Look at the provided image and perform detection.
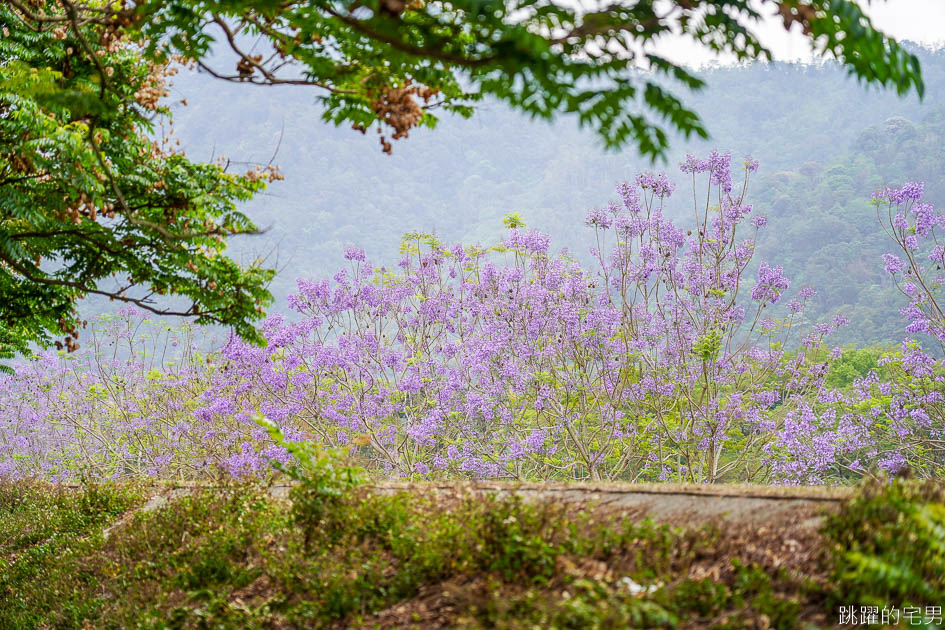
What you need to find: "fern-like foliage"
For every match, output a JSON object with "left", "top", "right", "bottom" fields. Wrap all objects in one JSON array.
[{"left": 823, "top": 478, "right": 945, "bottom": 608}]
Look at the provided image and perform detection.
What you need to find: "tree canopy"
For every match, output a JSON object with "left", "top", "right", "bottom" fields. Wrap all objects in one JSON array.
[
  {"left": 0, "top": 0, "right": 927, "bottom": 360},
  {"left": 14, "top": 0, "right": 923, "bottom": 158},
  {"left": 1, "top": 2, "right": 277, "bottom": 361}
]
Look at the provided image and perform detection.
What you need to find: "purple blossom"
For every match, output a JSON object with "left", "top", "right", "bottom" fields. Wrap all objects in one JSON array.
[
  {"left": 751, "top": 262, "right": 790, "bottom": 304},
  {"left": 617, "top": 182, "right": 641, "bottom": 213},
  {"left": 882, "top": 253, "right": 905, "bottom": 274},
  {"left": 504, "top": 228, "right": 552, "bottom": 254},
  {"left": 635, "top": 172, "right": 676, "bottom": 197},
  {"left": 584, "top": 207, "right": 613, "bottom": 229},
  {"left": 343, "top": 246, "right": 367, "bottom": 262},
  {"left": 874, "top": 181, "right": 924, "bottom": 204}
]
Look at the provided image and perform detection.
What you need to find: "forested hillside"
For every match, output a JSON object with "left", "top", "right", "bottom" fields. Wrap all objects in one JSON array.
[
  {"left": 753, "top": 109, "right": 945, "bottom": 344},
  {"left": 161, "top": 45, "right": 945, "bottom": 347}
]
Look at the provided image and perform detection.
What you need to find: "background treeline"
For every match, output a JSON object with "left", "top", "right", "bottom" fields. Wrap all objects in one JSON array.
[{"left": 157, "top": 45, "right": 945, "bottom": 347}]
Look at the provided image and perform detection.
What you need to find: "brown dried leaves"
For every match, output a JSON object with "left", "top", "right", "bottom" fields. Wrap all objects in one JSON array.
[{"left": 369, "top": 80, "right": 439, "bottom": 154}]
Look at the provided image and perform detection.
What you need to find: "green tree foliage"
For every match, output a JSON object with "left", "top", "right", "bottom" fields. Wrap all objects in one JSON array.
[
  {"left": 97, "top": 0, "right": 922, "bottom": 161},
  {"left": 1, "top": 3, "right": 276, "bottom": 361},
  {"left": 823, "top": 345, "right": 892, "bottom": 388},
  {"left": 751, "top": 107, "right": 945, "bottom": 346}
]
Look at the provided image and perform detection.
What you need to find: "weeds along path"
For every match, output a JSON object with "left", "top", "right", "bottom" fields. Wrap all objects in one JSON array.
[{"left": 98, "top": 481, "right": 851, "bottom": 538}]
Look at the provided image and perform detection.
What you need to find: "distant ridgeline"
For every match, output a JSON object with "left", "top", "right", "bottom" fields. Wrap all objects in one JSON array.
[{"left": 89, "top": 45, "right": 945, "bottom": 349}]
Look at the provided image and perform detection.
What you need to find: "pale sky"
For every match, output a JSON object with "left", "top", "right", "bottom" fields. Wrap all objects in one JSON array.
[{"left": 649, "top": 0, "right": 945, "bottom": 67}]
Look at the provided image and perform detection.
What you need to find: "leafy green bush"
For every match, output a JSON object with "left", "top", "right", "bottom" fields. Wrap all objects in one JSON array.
[
  {"left": 257, "top": 415, "right": 365, "bottom": 549},
  {"left": 0, "top": 481, "right": 145, "bottom": 628},
  {"left": 823, "top": 477, "right": 945, "bottom": 607}
]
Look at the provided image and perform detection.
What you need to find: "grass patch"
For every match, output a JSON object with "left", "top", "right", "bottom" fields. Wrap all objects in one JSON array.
[{"left": 0, "top": 480, "right": 147, "bottom": 628}]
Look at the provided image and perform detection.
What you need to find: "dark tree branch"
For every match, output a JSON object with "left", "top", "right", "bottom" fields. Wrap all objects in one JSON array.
[
  {"left": 0, "top": 247, "right": 232, "bottom": 321},
  {"left": 323, "top": 8, "right": 499, "bottom": 68},
  {"left": 204, "top": 15, "right": 357, "bottom": 93}
]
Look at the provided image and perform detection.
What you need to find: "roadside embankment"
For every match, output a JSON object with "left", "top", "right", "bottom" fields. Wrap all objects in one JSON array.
[{"left": 0, "top": 479, "right": 939, "bottom": 629}]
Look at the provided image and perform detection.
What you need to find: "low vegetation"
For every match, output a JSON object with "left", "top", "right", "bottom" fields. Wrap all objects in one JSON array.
[{"left": 1, "top": 468, "right": 941, "bottom": 629}]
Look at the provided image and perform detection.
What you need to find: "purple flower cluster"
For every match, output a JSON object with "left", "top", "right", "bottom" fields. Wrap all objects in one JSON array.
[
  {"left": 0, "top": 315, "right": 288, "bottom": 481},
  {"left": 634, "top": 172, "right": 676, "bottom": 198},
  {"left": 680, "top": 150, "right": 736, "bottom": 193},
  {"left": 877, "top": 181, "right": 945, "bottom": 347},
  {"left": 752, "top": 263, "right": 790, "bottom": 304}
]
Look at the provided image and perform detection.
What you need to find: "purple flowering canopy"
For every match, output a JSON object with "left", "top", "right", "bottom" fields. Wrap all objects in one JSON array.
[{"left": 2, "top": 153, "right": 944, "bottom": 484}]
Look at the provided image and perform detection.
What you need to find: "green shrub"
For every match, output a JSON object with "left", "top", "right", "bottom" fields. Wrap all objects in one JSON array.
[{"left": 823, "top": 477, "right": 945, "bottom": 608}]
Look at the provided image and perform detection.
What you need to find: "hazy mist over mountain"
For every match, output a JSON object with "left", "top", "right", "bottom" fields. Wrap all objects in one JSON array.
[{"left": 114, "top": 45, "right": 945, "bottom": 347}]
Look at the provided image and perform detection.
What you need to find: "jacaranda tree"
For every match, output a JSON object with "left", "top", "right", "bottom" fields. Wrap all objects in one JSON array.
[
  {"left": 2, "top": 155, "right": 942, "bottom": 483},
  {"left": 187, "top": 153, "right": 853, "bottom": 483}
]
